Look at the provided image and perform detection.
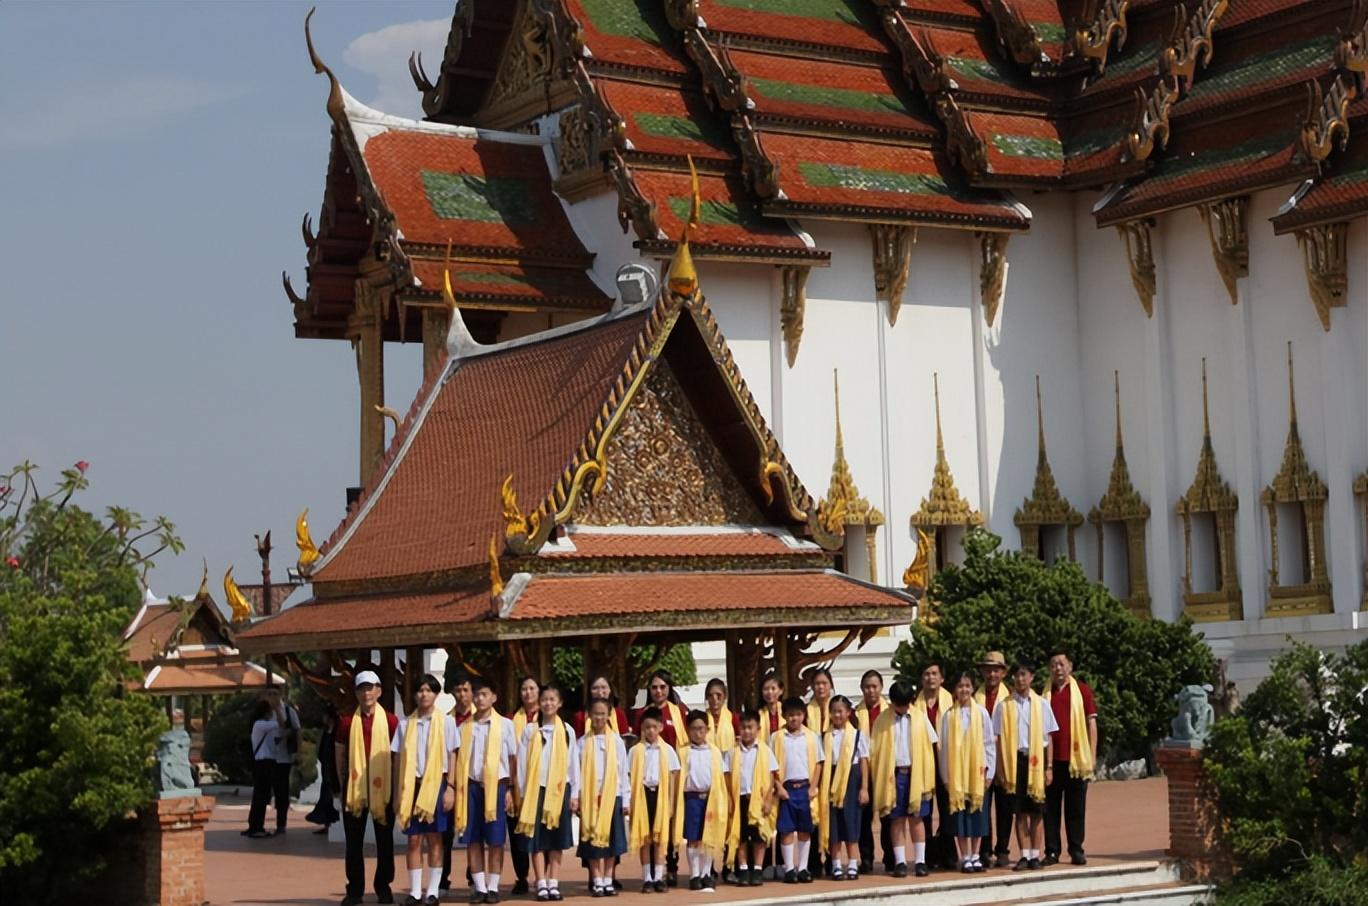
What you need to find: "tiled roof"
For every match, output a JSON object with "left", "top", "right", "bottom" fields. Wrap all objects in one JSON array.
[
  {"left": 237, "top": 588, "right": 492, "bottom": 651},
  {"left": 695, "top": 0, "right": 889, "bottom": 55},
  {"left": 237, "top": 584, "right": 302, "bottom": 616},
  {"left": 1177, "top": 31, "right": 1339, "bottom": 117},
  {"left": 566, "top": 0, "right": 691, "bottom": 77},
  {"left": 630, "top": 168, "right": 819, "bottom": 259},
  {"left": 1272, "top": 126, "right": 1368, "bottom": 233},
  {"left": 140, "top": 660, "right": 280, "bottom": 694},
  {"left": 909, "top": 24, "right": 1058, "bottom": 107},
  {"left": 539, "top": 530, "right": 819, "bottom": 559},
  {"left": 124, "top": 604, "right": 182, "bottom": 663},
  {"left": 408, "top": 259, "right": 610, "bottom": 312},
  {"left": 600, "top": 83, "right": 734, "bottom": 164}
]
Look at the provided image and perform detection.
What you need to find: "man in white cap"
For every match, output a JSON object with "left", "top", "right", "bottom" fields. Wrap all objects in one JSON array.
[{"left": 336, "top": 669, "right": 399, "bottom": 906}]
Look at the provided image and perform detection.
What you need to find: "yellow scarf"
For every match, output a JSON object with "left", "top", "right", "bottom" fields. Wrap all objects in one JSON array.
[
  {"left": 1047, "top": 677, "right": 1095, "bottom": 779},
  {"left": 1000, "top": 692, "right": 1048, "bottom": 803},
  {"left": 914, "top": 687, "right": 953, "bottom": 720},
  {"left": 824, "top": 726, "right": 858, "bottom": 805},
  {"left": 772, "top": 728, "right": 821, "bottom": 827},
  {"left": 628, "top": 741, "right": 673, "bottom": 850},
  {"left": 944, "top": 704, "right": 985, "bottom": 814},
  {"left": 515, "top": 717, "right": 570, "bottom": 836},
  {"left": 854, "top": 697, "right": 889, "bottom": 732},
  {"left": 806, "top": 700, "right": 830, "bottom": 735},
  {"left": 726, "top": 743, "right": 775, "bottom": 860},
  {"left": 397, "top": 713, "right": 447, "bottom": 826},
  {"left": 758, "top": 704, "right": 782, "bottom": 745},
  {"left": 512, "top": 706, "right": 538, "bottom": 741},
  {"left": 580, "top": 730, "right": 621, "bottom": 847},
  {"left": 455, "top": 714, "right": 505, "bottom": 832},
  {"left": 673, "top": 744, "right": 728, "bottom": 861},
  {"left": 346, "top": 706, "right": 392, "bottom": 821},
  {"left": 707, "top": 708, "right": 736, "bottom": 751},
  {"left": 656, "top": 700, "right": 686, "bottom": 751},
  {"left": 869, "top": 709, "right": 934, "bottom": 819}
]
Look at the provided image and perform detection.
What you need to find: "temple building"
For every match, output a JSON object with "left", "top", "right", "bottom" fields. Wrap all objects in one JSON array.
[{"left": 263, "top": 0, "right": 1368, "bottom": 693}]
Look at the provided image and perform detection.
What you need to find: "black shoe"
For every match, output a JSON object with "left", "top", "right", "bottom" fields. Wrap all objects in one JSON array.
[
  {"left": 376, "top": 891, "right": 395, "bottom": 905},
  {"left": 891, "top": 863, "right": 908, "bottom": 878},
  {"left": 1029, "top": 858, "right": 1042, "bottom": 870},
  {"left": 591, "top": 887, "right": 604, "bottom": 898},
  {"left": 914, "top": 863, "right": 929, "bottom": 878},
  {"left": 604, "top": 886, "right": 617, "bottom": 897},
  {"left": 470, "top": 890, "right": 485, "bottom": 904},
  {"left": 339, "top": 896, "right": 363, "bottom": 906},
  {"left": 549, "top": 890, "right": 563, "bottom": 901},
  {"left": 400, "top": 896, "right": 421, "bottom": 906},
  {"left": 724, "top": 870, "right": 740, "bottom": 886},
  {"left": 797, "top": 870, "right": 812, "bottom": 884},
  {"left": 1043, "top": 853, "right": 1060, "bottom": 866},
  {"left": 440, "top": 882, "right": 451, "bottom": 892},
  {"left": 513, "top": 880, "right": 530, "bottom": 895},
  {"left": 655, "top": 880, "right": 669, "bottom": 893},
  {"left": 486, "top": 892, "right": 501, "bottom": 904},
  {"left": 702, "top": 875, "right": 715, "bottom": 890},
  {"left": 859, "top": 861, "right": 873, "bottom": 875},
  {"left": 1013, "top": 858, "right": 1030, "bottom": 872},
  {"left": 783, "top": 870, "right": 798, "bottom": 884},
  {"left": 426, "top": 897, "right": 440, "bottom": 906},
  {"left": 751, "top": 868, "right": 763, "bottom": 886},
  {"left": 1071, "top": 852, "right": 1087, "bottom": 866},
  {"left": 688, "top": 877, "right": 701, "bottom": 891},
  {"left": 995, "top": 854, "right": 1011, "bottom": 869},
  {"left": 666, "top": 872, "right": 678, "bottom": 888}
]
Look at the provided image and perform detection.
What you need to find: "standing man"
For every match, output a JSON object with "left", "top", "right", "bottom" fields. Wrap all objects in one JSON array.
[
  {"left": 975, "top": 652, "right": 1012, "bottom": 868},
  {"left": 441, "top": 672, "right": 477, "bottom": 895},
  {"left": 267, "top": 687, "right": 301, "bottom": 835},
  {"left": 1044, "top": 650, "right": 1097, "bottom": 866},
  {"left": 337, "top": 669, "right": 399, "bottom": 906},
  {"left": 854, "top": 670, "right": 891, "bottom": 875},
  {"left": 914, "top": 662, "right": 953, "bottom": 869}
]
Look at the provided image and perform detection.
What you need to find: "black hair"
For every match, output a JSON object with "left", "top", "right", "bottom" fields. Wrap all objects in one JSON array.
[
  {"left": 952, "top": 671, "right": 976, "bottom": 691},
  {"left": 1012, "top": 659, "right": 1036, "bottom": 676},
  {"left": 417, "top": 673, "right": 442, "bottom": 695},
  {"left": 705, "top": 677, "right": 728, "bottom": 695},
  {"left": 588, "top": 696, "right": 612, "bottom": 714},
  {"left": 685, "top": 709, "right": 708, "bottom": 728},
  {"left": 539, "top": 683, "right": 563, "bottom": 700},
  {"left": 322, "top": 703, "right": 339, "bottom": 726},
  {"left": 445, "top": 670, "right": 472, "bottom": 693},
  {"left": 889, "top": 680, "right": 916, "bottom": 706},
  {"left": 808, "top": 667, "right": 834, "bottom": 688},
  {"left": 760, "top": 672, "right": 784, "bottom": 690},
  {"left": 740, "top": 709, "right": 761, "bottom": 725},
  {"left": 587, "top": 675, "right": 618, "bottom": 706},
  {"left": 860, "top": 669, "right": 884, "bottom": 685},
  {"left": 470, "top": 677, "right": 494, "bottom": 696},
  {"left": 781, "top": 696, "right": 806, "bottom": 716},
  {"left": 830, "top": 694, "right": 853, "bottom": 711},
  {"left": 920, "top": 660, "right": 944, "bottom": 676},
  {"left": 1049, "top": 648, "right": 1072, "bottom": 664},
  {"left": 252, "top": 699, "right": 273, "bottom": 721},
  {"left": 519, "top": 675, "right": 542, "bottom": 692},
  {"left": 639, "top": 706, "right": 663, "bottom": 724},
  {"left": 648, "top": 670, "right": 684, "bottom": 705}
]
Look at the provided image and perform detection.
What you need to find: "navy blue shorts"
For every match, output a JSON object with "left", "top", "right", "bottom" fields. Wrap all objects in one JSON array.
[
  {"left": 890, "top": 771, "right": 932, "bottom": 819},
  {"left": 459, "top": 780, "right": 508, "bottom": 847},
  {"left": 776, "top": 782, "right": 814, "bottom": 836},
  {"left": 403, "top": 780, "right": 452, "bottom": 835},
  {"left": 682, "top": 792, "right": 708, "bottom": 841}
]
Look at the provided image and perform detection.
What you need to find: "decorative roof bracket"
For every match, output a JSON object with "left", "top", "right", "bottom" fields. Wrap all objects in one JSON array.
[
  {"left": 1198, "top": 197, "right": 1248, "bottom": 305},
  {"left": 1127, "top": 79, "right": 1180, "bottom": 161},
  {"left": 1117, "top": 219, "right": 1156, "bottom": 317},
  {"left": 1300, "top": 77, "right": 1355, "bottom": 165},
  {"left": 1161, "top": 0, "right": 1227, "bottom": 84},
  {"left": 730, "top": 114, "right": 781, "bottom": 199},
  {"left": 779, "top": 265, "right": 808, "bottom": 368},
  {"left": 1295, "top": 222, "right": 1348, "bottom": 331},
  {"left": 982, "top": 0, "right": 1050, "bottom": 69},
  {"left": 938, "top": 95, "right": 989, "bottom": 180},
  {"left": 978, "top": 232, "right": 1010, "bottom": 326},
  {"left": 1077, "top": 0, "right": 1130, "bottom": 73},
  {"left": 1337, "top": 0, "right": 1367, "bottom": 76},
  {"left": 871, "top": 225, "right": 916, "bottom": 327}
]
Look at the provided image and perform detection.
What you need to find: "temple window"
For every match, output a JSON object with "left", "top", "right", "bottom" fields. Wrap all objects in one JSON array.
[
  {"left": 1176, "top": 360, "right": 1241, "bottom": 621},
  {"left": 1355, "top": 472, "right": 1368, "bottom": 610},
  {"left": 1088, "top": 373, "right": 1151, "bottom": 616},
  {"left": 907, "top": 374, "right": 983, "bottom": 588},
  {"left": 1015, "top": 377, "right": 1083, "bottom": 562}
]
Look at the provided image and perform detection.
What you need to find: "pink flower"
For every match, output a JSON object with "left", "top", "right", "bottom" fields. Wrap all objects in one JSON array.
[
  {"left": 5, "top": 556, "right": 18, "bottom": 569},
  {"left": 75, "top": 461, "right": 89, "bottom": 474}
]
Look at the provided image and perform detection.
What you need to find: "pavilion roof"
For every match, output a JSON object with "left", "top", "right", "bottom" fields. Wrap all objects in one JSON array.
[{"left": 138, "top": 658, "right": 283, "bottom": 695}]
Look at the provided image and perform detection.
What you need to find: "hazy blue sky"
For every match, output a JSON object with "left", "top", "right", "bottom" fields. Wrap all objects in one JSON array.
[{"left": 0, "top": 1, "right": 453, "bottom": 597}]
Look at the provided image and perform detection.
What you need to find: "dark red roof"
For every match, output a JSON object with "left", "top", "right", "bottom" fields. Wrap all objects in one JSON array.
[
  {"left": 1272, "top": 125, "right": 1368, "bottom": 233},
  {"left": 540, "top": 530, "right": 819, "bottom": 559},
  {"left": 695, "top": 0, "right": 888, "bottom": 55},
  {"left": 565, "top": 0, "right": 691, "bottom": 77},
  {"left": 237, "top": 589, "right": 492, "bottom": 651},
  {"left": 409, "top": 259, "right": 610, "bottom": 312}
]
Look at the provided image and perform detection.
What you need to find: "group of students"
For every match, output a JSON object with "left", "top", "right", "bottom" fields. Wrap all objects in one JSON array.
[{"left": 335, "top": 650, "right": 1098, "bottom": 906}]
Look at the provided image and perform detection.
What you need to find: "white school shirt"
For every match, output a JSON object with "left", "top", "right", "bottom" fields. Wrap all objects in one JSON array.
[
  {"left": 778, "top": 730, "right": 825, "bottom": 782},
  {"left": 578, "top": 732, "right": 631, "bottom": 802},
  {"left": 993, "top": 692, "right": 1060, "bottom": 753},
  {"left": 466, "top": 715, "right": 517, "bottom": 782},
  {"left": 936, "top": 704, "right": 996, "bottom": 781},
  {"left": 272, "top": 706, "right": 301, "bottom": 764},
  {"left": 828, "top": 727, "right": 870, "bottom": 765},
  {"left": 250, "top": 718, "right": 277, "bottom": 762},
  {"left": 639, "top": 740, "right": 682, "bottom": 789},
  {"left": 726, "top": 742, "right": 779, "bottom": 795},
  {"left": 516, "top": 720, "right": 579, "bottom": 796},
  {"left": 683, "top": 744, "right": 725, "bottom": 792},
  {"left": 391, "top": 713, "right": 460, "bottom": 778},
  {"left": 892, "top": 710, "right": 940, "bottom": 767}
]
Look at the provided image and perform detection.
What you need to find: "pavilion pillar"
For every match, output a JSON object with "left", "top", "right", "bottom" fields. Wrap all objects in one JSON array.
[
  {"left": 534, "top": 638, "right": 552, "bottom": 685},
  {"left": 404, "top": 647, "right": 421, "bottom": 713},
  {"left": 422, "top": 307, "right": 451, "bottom": 377},
  {"left": 379, "top": 648, "right": 397, "bottom": 714},
  {"left": 351, "top": 280, "right": 387, "bottom": 483}
]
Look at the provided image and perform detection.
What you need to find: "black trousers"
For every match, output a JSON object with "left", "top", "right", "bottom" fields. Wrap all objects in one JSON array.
[
  {"left": 921, "top": 777, "right": 954, "bottom": 867},
  {"left": 271, "top": 762, "right": 291, "bottom": 830},
  {"left": 858, "top": 802, "right": 893, "bottom": 871},
  {"left": 1044, "top": 760, "right": 1088, "bottom": 858},
  {"left": 979, "top": 783, "right": 1014, "bottom": 860},
  {"left": 508, "top": 810, "right": 529, "bottom": 883},
  {"left": 247, "top": 759, "right": 274, "bottom": 832},
  {"left": 343, "top": 803, "right": 396, "bottom": 898}
]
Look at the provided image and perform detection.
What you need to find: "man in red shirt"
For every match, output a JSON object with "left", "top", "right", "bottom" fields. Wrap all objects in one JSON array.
[
  {"left": 336, "top": 669, "right": 400, "bottom": 906},
  {"left": 1044, "top": 650, "right": 1098, "bottom": 866},
  {"left": 855, "top": 669, "right": 892, "bottom": 874},
  {"left": 976, "top": 651, "right": 1013, "bottom": 868}
]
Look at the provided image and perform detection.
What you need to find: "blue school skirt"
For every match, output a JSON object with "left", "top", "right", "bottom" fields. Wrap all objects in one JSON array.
[
  {"left": 776, "top": 782, "right": 814, "bottom": 835},
  {"left": 949, "top": 803, "right": 989, "bottom": 838},
  {"left": 890, "top": 769, "right": 932, "bottom": 819},
  {"left": 403, "top": 780, "right": 452, "bottom": 835},
  {"left": 828, "top": 767, "right": 862, "bottom": 845},
  {"left": 521, "top": 785, "right": 574, "bottom": 853},
  {"left": 682, "top": 792, "right": 708, "bottom": 842},
  {"left": 459, "top": 780, "right": 509, "bottom": 846},
  {"left": 577, "top": 796, "right": 628, "bottom": 859}
]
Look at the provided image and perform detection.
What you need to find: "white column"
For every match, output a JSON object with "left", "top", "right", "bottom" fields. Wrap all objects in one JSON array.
[
  {"left": 1319, "top": 319, "right": 1363, "bottom": 613},
  {"left": 1141, "top": 261, "right": 1181, "bottom": 622},
  {"left": 969, "top": 239, "right": 993, "bottom": 525},
  {"left": 875, "top": 298, "right": 896, "bottom": 587},
  {"left": 1226, "top": 278, "right": 1268, "bottom": 619},
  {"left": 768, "top": 267, "right": 786, "bottom": 447}
]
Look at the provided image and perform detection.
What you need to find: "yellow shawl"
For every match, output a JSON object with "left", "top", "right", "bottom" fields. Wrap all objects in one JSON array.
[
  {"left": 914, "top": 687, "right": 953, "bottom": 721},
  {"left": 514, "top": 717, "right": 570, "bottom": 836},
  {"left": 455, "top": 714, "right": 505, "bottom": 832},
  {"left": 869, "top": 709, "right": 934, "bottom": 819},
  {"left": 580, "top": 730, "right": 621, "bottom": 847},
  {"left": 657, "top": 700, "right": 686, "bottom": 751},
  {"left": 396, "top": 712, "right": 446, "bottom": 826},
  {"left": 512, "top": 706, "right": 538, "bottom": 741},
  {"left": 973, "top": 686, "right": 1003, "bottom": 714},
  {"left": 674, "top": 744, "right": 729, "bottom": 861},
  {"left": 758, "top": 704, "right": 782, "bottom": 745},
  {"left": 707, "top": 708, "right": 736, "bottom": 751},
  {"left": 1000, "top": 692, "right": 1048, "bottom": 803},
  {"left": 824, "top": 726, "right": 858, "bottom": 805},
  {"left": 726, "top": 744, "right": 775, "bottom": 860},
  {"left": 944, "top": 704, "right": 985, "bottom": 814},
  {"left": 347, "top": 706, "right": 392, "bottom": 821},
  {"left": 854, "top": 697, "right": 889, "bottom": 732},
  {"left": 628, "top": 741, "right": 674, "bottom": 850},
  {"left": 806, "top": 699, "right": 831, "bottom": 735},
  {"left": 1047, "top": 677, "right": 1095, "bottom": 779}
]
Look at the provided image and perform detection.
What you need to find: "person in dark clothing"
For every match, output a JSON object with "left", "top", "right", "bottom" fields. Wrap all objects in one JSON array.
[
  {"left": 243, "top": 699, "right": 280, "bottom": 838},
  {"left": 307, "top": 705, "right": 341, "bottom": 834}
]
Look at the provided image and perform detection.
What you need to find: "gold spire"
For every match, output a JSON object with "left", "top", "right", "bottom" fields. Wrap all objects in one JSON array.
[
  {"left": 1114, "top": 370, "right": 1123, "bottom": 450},
  {"left": 911, "top": 373, "right": 983, "bottom": 528},
  {"left": 818, "top": 369, "right": 884, "bottom": 535},
  {"left": 1179, "top": 358, "right": 1237, "bottom": 513},
  {"left": 666, "top": 155, "right": 701, "bottom": 298},
  {"left": 1014, "top": 376, "right": 1082, "bottom": 529},
  {"left": 223, "top": 567, "right": 254, "bottom": 623},
  {"left": 1263, "top": 342, "right": 1326, "bottom": 504},
  {"left": 1092, "top": 372, "right": 1149, "bottom": 521},
  {"left": 902, "top": 527, "right": 932, "bottom": 590},
  {"left": 295, "top": 509, "right": 321, "bottom": 572},
  {"left": 196, "top": 559, "right": 210, "bottom": 599}
]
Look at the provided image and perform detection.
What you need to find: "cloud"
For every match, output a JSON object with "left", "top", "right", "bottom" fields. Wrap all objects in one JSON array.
[
  {"left": 343, "top": 17, "right": 449, "bottom": 119},
  {"left": 0, "top": 74, "right": 246, "bottom": 151}
]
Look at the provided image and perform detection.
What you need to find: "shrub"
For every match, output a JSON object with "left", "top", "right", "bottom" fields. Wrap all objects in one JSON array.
[
  {"left": 1214, "top": 857, "right": 1368, "bottom": 906},
  {"left": 892, "top": 528, "right": 1213, "bottom": 764}
]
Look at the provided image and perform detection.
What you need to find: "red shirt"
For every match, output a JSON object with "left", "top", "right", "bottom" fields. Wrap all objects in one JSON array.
[
  {"left": 926, "top": 701, "right": 941, "bottom": 729},
  {"left": 982, "top": 686, "right": 1001, "bottom": 715},
  {"left": 453, "top": 706, "right": 475, "bottom": 727},
  {"left": 763, "top": 707, "right": 782, "bottom": 737},
  {"left": 338, "top": 710, "right": 399, "bottom": 756},
  {"left": 1049, "top": 679, "right": 1098, "bottom": 764}
]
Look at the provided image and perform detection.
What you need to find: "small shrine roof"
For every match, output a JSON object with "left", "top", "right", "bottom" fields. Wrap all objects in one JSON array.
[
  {"left": 123, "top": 601, "right": 184, "bottom": 663},
  {"left": 139, "top": 660, "right": 281, "bottom": 695}
]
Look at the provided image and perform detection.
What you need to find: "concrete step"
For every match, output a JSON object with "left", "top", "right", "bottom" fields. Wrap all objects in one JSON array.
[{"left": 712, "top": 860, "right": 1185, "bottom": 906}]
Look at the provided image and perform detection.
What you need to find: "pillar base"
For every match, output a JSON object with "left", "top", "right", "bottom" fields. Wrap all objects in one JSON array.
[
  {"left": 1155, "top": 745, "right": 1231, "bottom": 881},
  {"left": 143, "top": 794, "right": 215, "bottom": 906}
]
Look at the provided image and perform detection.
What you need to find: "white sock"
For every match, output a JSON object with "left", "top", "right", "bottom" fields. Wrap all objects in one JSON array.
[
  {"left": 913, "top": 842, "right": 926, "bottom": 864},
  {"left": 848, "top": 862, "right": 859, "bottom": 877},
  {"left": 549, "top": 878, "right": 560, "bottom": 889},
  {"left": 426, "top": 865, "right": 442, "bottom": 898},
  {"left": 472, "top": 871, "right": 486, "bottom": 893},
  {"left": 832, "top": 856, "right": 843, "bottom": 871},
  {"left": 796, "top": 839, "right": 811, "bottom": 870},
  {"left": 537, "top": 879, "right": 548, "bottom": 891},
  {"left": 738, "top": 861, "right": 749, "bottom": 871},
  {"left": 893, "top": 845, "right": 906, "bottom": 865},
  {"left": 654, "top": 863, "right": 665, "bottom": 883},
  {"left": 687, "top": 846, "right": 700, "bottom": 878},
  {"left": 781, "top": 843, "right": 795, "bottom": 871},
  {"left": 487, "top": 873, "right": 500, "bottom": 892},
  {"left": 409, "top": 868, "right": 423, "bottom": 897}
]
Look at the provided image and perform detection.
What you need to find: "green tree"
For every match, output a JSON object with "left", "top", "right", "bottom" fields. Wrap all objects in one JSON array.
[
  {"left": 893, "top": 528, "right": 1213, "bottom": 763},
  {"left": 0, "top": 461, "right": 181, "bottom": 901},
  {"left": 552, "top": 644, "right": 697, "bottom": 709}
]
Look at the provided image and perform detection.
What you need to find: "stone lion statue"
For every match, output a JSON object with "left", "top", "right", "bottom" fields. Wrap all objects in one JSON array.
[
  {"left": 154, "top": 727, "right": 198, "bottom": 797},
  {"left": 1169, "top": 683, "right": 1216, "bottom": 746}
]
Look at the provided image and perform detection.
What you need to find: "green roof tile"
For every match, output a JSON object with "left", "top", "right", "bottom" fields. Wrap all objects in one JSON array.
[
  {"left": 994, "top": 133, "right": 1064, "bottom": 160},
  {"left": 634, "top": 112, "right": 710, "bottom": 143},
  {"left": 1142, "top": 132, "right": 1292, "bottom": 189},
  {"left": 422, "top": 170, "right": 537, "bottom": 224},
  {"left": 713, "top": 0, "right": 874, "bottom": 29},
  {"left": 749, "top": 76, "right": 909, "bottom": 117},
  {"left": 668, "top": 196, "right": 749, "bottom": 227},
  {"left": 1029, "top": 21, "right": 1068, "bottom": 45},
  {"left": 455, "top": 270, "right": 527, "bottom": 287},
  {"left": 579, "top": 0, "right": 674, "bottom": 46},
  {"left": 946, "top": 55, "right": 1014, "bottom": 86},
  {"left": 1186, "top": 36, "right": 1335, "bottom": 102},
  {"left": 798, "top": 160, "right": 960, "bottom": 197}
]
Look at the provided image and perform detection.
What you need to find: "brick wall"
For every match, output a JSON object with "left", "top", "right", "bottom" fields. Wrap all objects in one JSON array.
[
  {"left": 142, "top": 795, "right": 216, "bottom": 906},
  {"left": 1155, "top": 745, "right": 1232, "bottom": 881}
]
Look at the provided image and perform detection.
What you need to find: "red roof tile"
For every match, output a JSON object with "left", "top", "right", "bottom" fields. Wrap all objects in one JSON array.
[
  {"left": 237, "top": 589, "right": 492, "bottom": 651},
  {"left": 541, "top": 531, "right": 818, "bottom": 559},
  {"left": 124, "top": 604, "right": 182, "bottom": 662},
  {"left": 408, "top": 259, "right": 610, "bottom": 312},
  {"left": 897, "top": 0, "right": 983, "bottom": 27},
  {"left": 630, "top": 167, "right": 817, "bottom": 258},
  {"left": 696, "top": 0, "right": 889, "bottom": 56},
  {"left": 909, "top": 24, "right": 1060, "bottom": 107},
  {"left": 141, "top": 661, "right": 279, "bottom": 694},
  {"left": 1272, "top": 128, "right": 1368, "bottom": 233},
  {"left": 597, "top": 81, "right": 735, "bottom": 164},
  {"left": 564, "top": 0, "right": 691, "bottom": 77},
  {"left": 1175, "top": 23, "right": 1339, "bottom": 118}
]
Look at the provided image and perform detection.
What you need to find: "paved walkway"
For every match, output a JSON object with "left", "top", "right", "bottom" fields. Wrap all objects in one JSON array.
[{"left": 206, "top": 777, "right": 1168, "bottom": 905}]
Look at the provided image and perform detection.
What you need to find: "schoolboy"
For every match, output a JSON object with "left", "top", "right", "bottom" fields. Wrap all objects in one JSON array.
[
  {"left": 628, "top": 707, "right": 681, "bottom": 893},
  {"left": 675, "top": 710, "right": 729, "bottom": 891},
  {"left": 993, "top": 660, "right": 1058, "bottom": 871},
  {"left": 855, "top": 669, "right": 891, "bottom": 874},
  {"left": 455, "top": 679, "right": 516, "bottom": 903},
  {"left": 773, "top": 696, "right": 824, "bottom": 884},
  {"left": 869, "top": 680, "right": 938, "bottom": 878},
  {"left": 337, "top": 670, "right": 399, "bottom": 906},
  {"left": 726, "top": 710, "right": 779, "bottom": 887},
  {"left": 441, "top": 672, "right": 477, "bottom": 893}
]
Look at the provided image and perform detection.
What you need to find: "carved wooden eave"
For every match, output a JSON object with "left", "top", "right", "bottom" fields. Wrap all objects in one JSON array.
[
  {"left": 1299, "top": 77, "right": 1356, "bottom": 166},
  {"left": 1014, "top": 377, "right": 1084, "bottom": 532},
  {"left": 1117, "top": 219, "right": 1157, "bottom": 316},
  {"left": 730, "top": 114, "right": 782, "bottom": 199},
  {"left": 1260, "top": 346, "right": 1327, "bottom": 507},
  {"left": 1198, "top": 196, "right": 1248, "bottom": 305},
  {"left": 978, "top": 232, "right": 1010, "bottom": 326},
  {"left": 468, "top": 0, "right": 581, "bottom": 132},
  {"left": 1128, "top": 0, "right": 1229, "bottom": 162},
  {"left": 1295, "top": 221, "right": 1349, "bottom": 331},
  {"left": 1176, "top": 361, "right": 1238, "bottom": 516},
  {"left": 780, "top": 266, "right": 808, "bottom": 368},
  {"left": 1090, "top": 372, "right": 1151, "bottom": 525},
  {"left": 817, "top": 371, "right": 885, "bottom": 582},
  {"left": 1127, "top": 76, "right": 1180, "bottom": 161},
  {"left": 911, "top": 374, "right": 984, "bottom": 530},
  {"left": 882, "top": 19, "right": 956, "bottom": 97},
  {"left": 940, "top": 95, "right": 990, "bottom": 181},
  {"left": 1076, "top": 0, "right": 1131, "bottom": 74},
  {"left": 982, "top": 0, "right": 1052, "bottom": 70},
  {"left": 1339, "top": 0, "right": 1368, "bottom": 76},
  {"left": 871, "top": 225, "right": 916, "bottom": 326}
]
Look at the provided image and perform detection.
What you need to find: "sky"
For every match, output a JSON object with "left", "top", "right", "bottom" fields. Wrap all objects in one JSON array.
[{"left": 0, "top": 1, "right": 453, "bottom": 598}]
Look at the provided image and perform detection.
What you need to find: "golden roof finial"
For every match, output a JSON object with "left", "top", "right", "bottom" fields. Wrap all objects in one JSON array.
[
  {"left": 667, "top": 155, "right": 701, "bottom": 298},
  {"left": 488, "top": 535, "right": 504, "bottom": 599},
  {"left": 912, "top": 373, "right": 983, "bottom": 530},
  {"left": 303, "top": 7, "right": 345, "bottom": 123},
  {"left": 933, "top": 372, "right": 945, "bottom": 455},
  {"left": 501, "top": 474, "right": 541, "bottom": 541},
  {"left": 196, "top": 558, "right": 210, "bottom": 599},
  {"left": 1201, "top": 357, "right": 1212, "bottom": 442},
  {"left": 296, "top": 509, "right": 320, "bottom": 572},
  {"left": 223, "top": 567, "right": 254, "bottom": 623},
  {"left": 1114, "top": 370, "right": 1123, "bottom": 450},
  {"left": 442, "top": 239, "right": 459, "bottom": 310},
  {"left": 818, "top": 369, "right": 883, "bottom": 534},
  {"left": 1286, "top": 341, "right": 1297, "bottom": 425},
  {"left": 1035, "top": 374, "right": 1047, "bottom": 464},
  {"left": 902, "top": 527, "right": 932, "bottom": 591}
]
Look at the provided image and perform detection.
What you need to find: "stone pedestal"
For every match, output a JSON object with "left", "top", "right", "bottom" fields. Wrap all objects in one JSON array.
[
  {"left": 142, "top": 795, "right": 215, "bottom": 906},
  {"left": 1155, "top": 745, "right": 1230, "bottom": 881}
]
